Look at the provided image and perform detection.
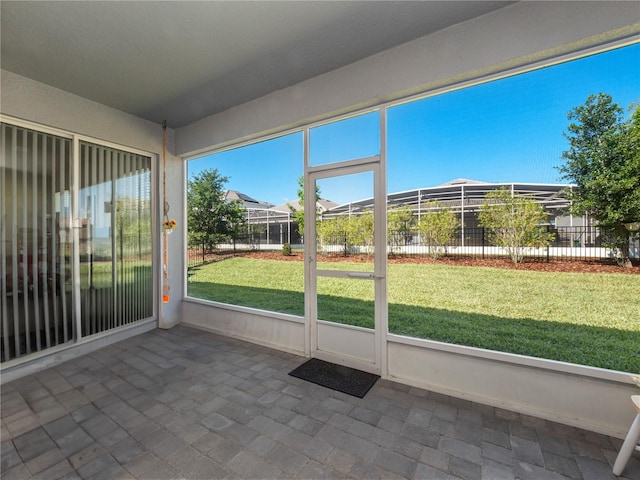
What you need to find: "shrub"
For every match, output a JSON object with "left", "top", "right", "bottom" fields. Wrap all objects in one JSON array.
[
  {"left": 478, "top": 188, "right": 555, "bottom": 263},
  {"left": 418, "top": 201, "right": 459, "bottom": 259},
  {"left": 388, "top": 206, "right": 415, "bottom": 255}
]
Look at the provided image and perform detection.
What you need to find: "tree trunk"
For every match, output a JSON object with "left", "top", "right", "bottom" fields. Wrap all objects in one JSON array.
[{"left": 614, "top": 223, "right": 632, "bottom": 267}]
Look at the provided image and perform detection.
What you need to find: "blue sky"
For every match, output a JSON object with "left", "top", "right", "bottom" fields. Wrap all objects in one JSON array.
[{"left": 188, "top": 43, "right": 639, "bottom": 206}]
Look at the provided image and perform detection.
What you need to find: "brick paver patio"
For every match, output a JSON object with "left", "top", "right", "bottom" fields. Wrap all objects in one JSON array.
[{"left": 2, "top": 325, "right": 639, "bottom": 479}]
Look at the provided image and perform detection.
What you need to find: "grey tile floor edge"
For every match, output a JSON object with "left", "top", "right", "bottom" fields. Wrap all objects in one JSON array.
[{"left": 1, "top": 325, "right": 638, "bottom": 480}]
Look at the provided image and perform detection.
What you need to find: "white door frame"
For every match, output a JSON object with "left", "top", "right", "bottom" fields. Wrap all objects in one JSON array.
[{"left": 303, "top": 112, "right": 388, "bottom": 375}]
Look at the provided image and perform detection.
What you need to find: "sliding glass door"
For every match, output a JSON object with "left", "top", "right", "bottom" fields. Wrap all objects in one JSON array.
[
  {"left": 78, "top": 142, "right": 153, "bottom": 337},
  {"left": 1, "top": 124, "right": 73, "bottom": 360},
  {"left": 1, "top": 122, "right": 154, "bottom": 363}
]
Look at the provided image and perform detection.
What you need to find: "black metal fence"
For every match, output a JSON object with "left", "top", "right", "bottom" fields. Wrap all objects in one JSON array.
[
  {"left": 187, "top": 226, "right": 639, "bottom": 267},
  {"left": 187, "top": 233, "right": 280, "bottom": 268},
  {"left": 388, "top": 226, "right": 640, "bottom": 263}
]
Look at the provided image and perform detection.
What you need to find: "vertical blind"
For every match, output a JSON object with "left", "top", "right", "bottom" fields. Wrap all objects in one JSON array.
[
  {"left": 1, "top": 124, "right": 73, "bottom": 361},
  {"left": 1, "top": 123, "right": 153, "bottom": 363},
  {"left": 79, "top": 142, "right": 153, "bottom": 337}
]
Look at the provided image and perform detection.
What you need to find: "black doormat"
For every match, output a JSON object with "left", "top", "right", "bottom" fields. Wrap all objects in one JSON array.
[{"left": 288, "top": 358, "right": 380, "bottom": 398}]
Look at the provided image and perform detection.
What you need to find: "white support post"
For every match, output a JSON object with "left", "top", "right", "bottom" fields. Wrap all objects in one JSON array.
[
  {"left": 613, "top": 413, "right": 640, "bottom": 476},
  {"left": 71, "top": 137, "right": 82, "bottom": 342},
  {"left": 461, "top": 184, "right": 465, "bottom": 248},
  {"left": 613, "top": 396, "right": 640, "bottom": 476}
]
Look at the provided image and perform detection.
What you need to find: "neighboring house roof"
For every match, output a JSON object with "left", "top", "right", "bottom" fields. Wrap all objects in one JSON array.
[
  {"left": 438, "top": 178, "right": 488, "bottom": 186},
  {"left": 224, "top": 190, "right": 273, "bottom": 210},
  {"left": 271, "top": 199, "right": 339, "bottom": 214},
  {"left": 224, "top": 191, "right": 339, "bottom": 222}
]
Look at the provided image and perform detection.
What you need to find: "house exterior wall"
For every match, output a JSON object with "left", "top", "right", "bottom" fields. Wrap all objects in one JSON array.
[{"left": 0, "top": 71, "right": 184, "bottom": 329}]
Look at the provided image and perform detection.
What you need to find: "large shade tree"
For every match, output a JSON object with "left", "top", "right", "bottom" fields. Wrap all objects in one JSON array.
[
  {"left": 559, "top": 94, "right": 640, "bottom": 266},
  {"left": 187, "top": 168, "right": 246, "bottom": 251}
]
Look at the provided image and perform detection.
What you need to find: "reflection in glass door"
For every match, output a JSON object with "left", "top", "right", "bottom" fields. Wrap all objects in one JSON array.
[{"left": 78, "top": 143, "right": 153, "bottom": 337}]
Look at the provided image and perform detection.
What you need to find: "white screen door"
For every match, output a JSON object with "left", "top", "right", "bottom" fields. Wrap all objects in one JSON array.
[{"left": 305, "top": 157, "right": 386, "bottom": 374}]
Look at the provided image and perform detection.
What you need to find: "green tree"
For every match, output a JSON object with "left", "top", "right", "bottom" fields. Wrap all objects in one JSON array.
[
  {"left": 417, "top": 201, "right": 459, "bottom": 259},
  {"left": 353, "top": 211, "right": 375, "bottom": 256},
  {"left": 559, "top": 94, "right": 640, "bottom": 266},
  {"left": 316, "top": 212, "right": 374, "bottom": 257},
  {"left": 289, "top": 176, "right": 320, "bottom": 237},
  {"left": 187, "top": 168, "right": 246, "bottom": 251},
  {"left": 317, "top": 215, "right": 352, "bottom": 256},
  {"left": 387, "top": 206, "right": 415, "bottom": 255},
  {"left": 478, "top": 188, "right": 554, "bottom": 264}
]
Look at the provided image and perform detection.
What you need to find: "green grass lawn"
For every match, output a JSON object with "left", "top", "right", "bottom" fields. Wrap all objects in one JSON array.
[{"left": 187, "top": 257, "right": 640, "bottom": 372}]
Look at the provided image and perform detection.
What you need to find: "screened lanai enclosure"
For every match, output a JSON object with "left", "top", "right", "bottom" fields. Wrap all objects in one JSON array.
[
  {"left": 0, "top": 122, "right": 154, "bottom": 363},
  {"left": 188, "top": 179, "right": 636, "bottom": 265},
  {"left": 1, "top": 0, "right": 639, "bottom": 459}
]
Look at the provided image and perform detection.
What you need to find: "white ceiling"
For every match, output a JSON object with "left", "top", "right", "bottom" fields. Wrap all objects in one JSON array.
[{"left": 1, "top": 1, "right": 514, "bottom": 128}]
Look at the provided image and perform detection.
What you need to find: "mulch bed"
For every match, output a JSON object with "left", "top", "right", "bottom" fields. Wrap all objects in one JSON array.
[{"left": 228, "top": 250, "right": 639, "bottom": 274}]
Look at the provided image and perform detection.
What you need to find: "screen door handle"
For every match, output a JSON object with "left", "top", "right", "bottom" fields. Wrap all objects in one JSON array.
[{"left": 347, "top": 272, "right": 375, "bottom": 279}]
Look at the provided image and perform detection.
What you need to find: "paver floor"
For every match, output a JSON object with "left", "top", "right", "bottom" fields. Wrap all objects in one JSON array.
[{"left": 1, "top": 325, "right": 639, "bottom": 479}]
